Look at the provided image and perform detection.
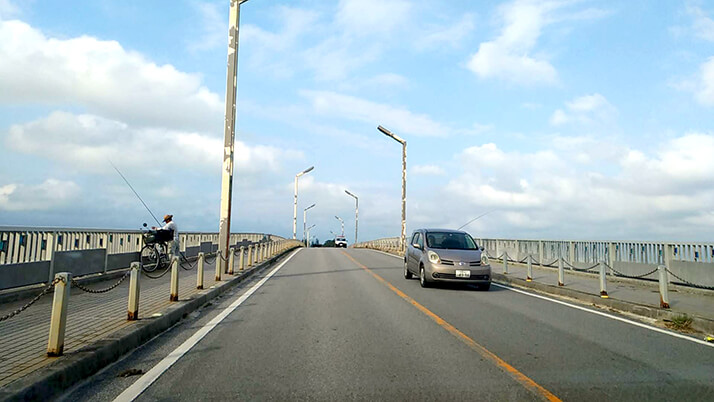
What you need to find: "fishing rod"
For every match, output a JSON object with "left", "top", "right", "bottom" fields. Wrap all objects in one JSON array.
[
  {"left": 458, "top": 210, "right": 494, "bottom": 231},
  {"left": 109, "top": 160, "right": 162, "bottom": 227}
]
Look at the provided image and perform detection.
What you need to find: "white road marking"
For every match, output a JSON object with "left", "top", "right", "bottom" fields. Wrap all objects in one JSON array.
[
  {"left": 113, "top": 249, "right": 302, "bottom": 402},
  {"left": 491, "top": 283, "right": 714, "bottom": 348},
  {"left": 362, "top": 248, "right": 714, "bottom": 348}
]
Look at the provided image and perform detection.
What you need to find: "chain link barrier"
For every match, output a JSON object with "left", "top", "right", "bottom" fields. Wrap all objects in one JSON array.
[
  {"left": 605, "top": 263, "right": 658, "bottom": 279},
  {"left": 0, "top": 277, "right": 63, "bottom": 322},
  {"left": 665, "top": 268, "right": 714, "bottom": 290},
  {"left": 442, "top": 249, "right": 714, "bottom": 289},
  {"left": 70, "top": 270, "right": 131, "bottom": 294},
  {"left": 142, "top": 263, "right": 172, "bottom": 279},
  {"left": 563, "top": 259, "right": 600, "bottom": 272},
  {"left": 179, "top": 253, "right": 197, "bottom": 271}
]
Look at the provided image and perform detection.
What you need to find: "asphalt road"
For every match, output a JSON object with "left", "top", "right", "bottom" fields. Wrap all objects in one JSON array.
[{"left": 61, "top": 248, "right": 714, "bottom": 401}]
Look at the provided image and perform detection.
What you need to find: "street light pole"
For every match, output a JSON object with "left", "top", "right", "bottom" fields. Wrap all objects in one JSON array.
[
  {"left": 303, "top": 203, "right": 315, "bottom": 245},
  {"left": 335, "top": 215, "right": 344, "bottom": 236},
  {"left": 307, "top": 224, "right": 316, "bottom": 248},
  {"left": 293, "top": 166, "right": 314, "bottom": 239},
  {"left": 218, "top": 0, "right": 250, "bottom": 274},
  {"left": 345, "top": 190, "right": 358, "bottom": 244},
  {"left": 377, "top": 125, "right": 407, "bottom": 255}
]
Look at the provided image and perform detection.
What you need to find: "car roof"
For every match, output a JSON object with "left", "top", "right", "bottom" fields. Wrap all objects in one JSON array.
[{"left": 419, "top": 228, "right": 468, "bottom": 235}]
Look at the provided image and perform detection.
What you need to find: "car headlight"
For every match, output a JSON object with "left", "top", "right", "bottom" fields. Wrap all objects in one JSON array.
[
  {"left": 427, "top": 251, "right": 440, "bottom": 263},
  {"left": 481, "top": 254, "right": 489, "bottom": 266}
]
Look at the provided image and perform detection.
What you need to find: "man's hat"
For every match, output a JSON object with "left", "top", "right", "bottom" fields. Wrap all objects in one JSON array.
[{"left": 163, "top": 214, "right": 173, "bottom": 222}]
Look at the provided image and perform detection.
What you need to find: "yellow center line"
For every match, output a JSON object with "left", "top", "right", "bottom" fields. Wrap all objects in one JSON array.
[{"left": 341, "top": 250, "right": 561, "bottom": 402}]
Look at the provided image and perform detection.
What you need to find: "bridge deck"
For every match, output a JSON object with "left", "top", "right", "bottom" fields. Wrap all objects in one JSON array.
[{"left": 0, "top": 258, "right": 230, "bottom": 387}]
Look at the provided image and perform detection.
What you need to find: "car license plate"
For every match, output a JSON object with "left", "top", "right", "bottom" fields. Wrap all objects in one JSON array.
[{"left": 455, "top": 270, "right": 470, "bottom": 278}]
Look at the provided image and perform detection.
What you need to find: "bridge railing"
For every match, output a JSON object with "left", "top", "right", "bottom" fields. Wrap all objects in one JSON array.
[
  {"left": 477, "top": 238, "right": 714, "bottom": 290},
  {"left": 0, "top": 226, "right": 284, "bottom": 291},
  {"left": 353, "top": 237, "right": 402, "bottom": 256}
]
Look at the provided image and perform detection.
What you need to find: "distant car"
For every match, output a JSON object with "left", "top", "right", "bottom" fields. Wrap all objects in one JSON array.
[
  {"left": 335, "top": 236, "right": 348, "bottom": 248},
  {"left": 404, "top": 229, "right": 491, "bottom": 290}
]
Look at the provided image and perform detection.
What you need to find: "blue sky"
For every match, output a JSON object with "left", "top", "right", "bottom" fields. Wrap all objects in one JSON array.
[{"left": 2, "top": 0, "right": 714, "bottom": 243}]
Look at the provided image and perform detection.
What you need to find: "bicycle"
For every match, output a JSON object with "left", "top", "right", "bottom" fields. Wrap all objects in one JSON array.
[{"left": 140, "top": 223, "right": 172, "bottom": 272}]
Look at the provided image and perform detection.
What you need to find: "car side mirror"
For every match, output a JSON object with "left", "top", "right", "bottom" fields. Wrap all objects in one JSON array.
[
  {"left": 412, "top": 243, "right": 421, "bottom": 250},
  {"left": 479, "top": 246, "right": 484, "bottom": 251}
]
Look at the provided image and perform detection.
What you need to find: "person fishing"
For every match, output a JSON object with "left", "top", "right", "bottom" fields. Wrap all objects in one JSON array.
[{"left": 153, "top": 214, "right": 179, "bottom": 257}]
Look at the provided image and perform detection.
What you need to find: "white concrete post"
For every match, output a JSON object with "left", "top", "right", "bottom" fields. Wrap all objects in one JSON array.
[
  {"left": 228, "top": 247, "right": 235, "bottom": 275},
  {"left": 658, "top": 264, "right": 670, "bottom": 308},
  {"left": 239, "top": 246, "right": 245, "bottom": 270},
  {"left": 170, "top": 256, "right": 179, "bottom": 301},
  {"left": 197, "top": 252, "right": 204, "bottom": 289},
  {"left": 127, "top": 263, "right": 140, "bottom": 320},
  {"left": 47, "top": 272, "right": 71, "bottom": 356},
  {"left": 215, "top": 250, "right": 222, "bottom": 282},
  {"left": 502, "top": 252, "right": 508, "bottom": 274},
  {"left": 599, "top": 261, "right": 608, "bottom": 298},
  {"left": 558, "top": 257, "right": 565, "bottom": 286},
  {"left": 248, "top": 245, "right": 254, "bottom": 266},
  {"left": 526, "top": 254, "right": 533, "bottom": 282}
]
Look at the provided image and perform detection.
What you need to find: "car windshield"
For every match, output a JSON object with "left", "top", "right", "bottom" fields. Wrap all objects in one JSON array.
[{"left": 425, "top": 232, "right": 478, "bottom": 250}]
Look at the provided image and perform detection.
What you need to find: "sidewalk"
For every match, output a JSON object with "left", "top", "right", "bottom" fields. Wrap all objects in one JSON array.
[
  {"left": 0, "top": 255, "right": 255, "bottom": 391},
  {"left": 493, "top": 259, "right": 714, "bottom": 334}
]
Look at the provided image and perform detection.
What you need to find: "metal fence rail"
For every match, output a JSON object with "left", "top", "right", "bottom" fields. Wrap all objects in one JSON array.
[
  {"left": 354, "top": 236, "right": 714, "bottom": 290},
  {"left": 476, "top": 238, "right": 714, "bottom": 289},
  {"left": 0, "top": 226, "right": 285, "bottom": 291}
]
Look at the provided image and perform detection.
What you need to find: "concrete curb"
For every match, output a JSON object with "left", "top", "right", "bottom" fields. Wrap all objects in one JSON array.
[
  {"left": 492, "top": 273, "right": 714, "bottom": 334},
  {"left": 0, "top": 247, "right": 300, "bottom": 402}
]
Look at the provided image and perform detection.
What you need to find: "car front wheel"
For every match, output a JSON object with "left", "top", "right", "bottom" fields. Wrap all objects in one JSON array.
[
  {"left": 404, "top": 259, "right": 412, "bottom": 279},
  {"left": 419, "top": 265, "right": 430, "bottom": 288}
]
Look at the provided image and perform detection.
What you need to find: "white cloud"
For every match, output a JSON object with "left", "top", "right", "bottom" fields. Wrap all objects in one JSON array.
[
  {"left": 412, "top": 165, "right": 446, "bottom": 176},
  {"left": 435, "top": 132, "right": 714, "bottom": 239},
  {"left": 0, "top": 0, "right": 19, "bottom": 19},
  {"left": 466, "top": 0, "right": 558, "bottom": 85},
  {"left": 0, "top": 179, "right": 80, "bottom": 211},
  {"left": 687, "top": 4, "right": 714, "bottom": 42},
  {"left": 186, "top": 1, "right": 225, "bottom": 53},
  {"left": 457, "top": 122, "right": 494, "bottom": 136},
  {"left": 466, "top": 0, "right": 608, "bottom": 86},
  {"left": 692, "top": 56, "right": 714, "bottom": 106},
  {"left": 549, "top": 93, "right": 617, "bottom": 126},
  {"left": 418, "top": 13, "right": 475, "bottom": 50},
  {"left": 335, "top": 0, "right": 412, "bottom": 37},
  {"left": 5, "top": 111, "right": 303, "bottom": 175},
  {"left": 0, "top": 19, "right": 222, "bottom": 132},
  {"left": 300, "top": 90, "right": 449, "bottom": 137}
]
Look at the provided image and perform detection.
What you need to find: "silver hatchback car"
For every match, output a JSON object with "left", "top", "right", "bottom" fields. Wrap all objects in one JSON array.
[{"left": 404, "top": 229, "right": 491, "bottom": 290}]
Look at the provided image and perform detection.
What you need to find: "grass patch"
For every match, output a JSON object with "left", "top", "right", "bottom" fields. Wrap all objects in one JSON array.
[{"left": 665, "top": 314, "right": 693, "bottom": 332}]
